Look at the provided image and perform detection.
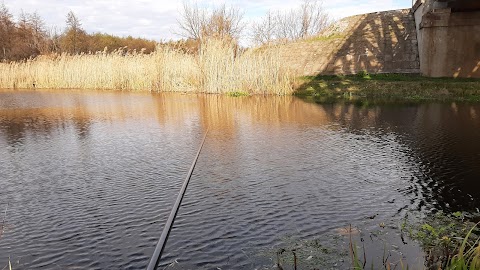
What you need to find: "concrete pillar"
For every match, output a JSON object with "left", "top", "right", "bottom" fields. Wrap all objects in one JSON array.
[{"left": 414, "top": 0, "right": 480, "bottom": 78}]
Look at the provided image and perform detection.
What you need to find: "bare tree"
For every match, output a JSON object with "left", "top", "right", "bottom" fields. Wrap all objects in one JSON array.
[
  {"left": 13, "top": 10, "right": 36, "bottom": 59},
  {"left": 252, "top": 11, "right": 276, "bottom": 46},
  {"left": 0, "top": 3, "right": 14, "bottom": 60},
  {"left": 65, "top": 11, "right": 81, "bottom": 53},
  {"left": 251, "top": 0, "right": 330, "bottom": 46},
  {"left": 177, "top": 1, "right": 245, "bottom": 43},
  {"left": 177, "top": 1, "right": 205, "bottom": 41},
  {"left": 201, "top": 4, "right": 244, "bottom": 41},
  {"left": 28, "top": 12, "right": 48, "bottom": 52},
  {"left": 66, "top": 11, "right": 81, "bottom": 31},
  {"left": 16, "top": 11, "right": 47, "bottom": 54},
  {"left": 62, "top": 11, "right": 86, "bottom": 53},
  {"left": 48, "top": 26, "right": 61, "bottom": 53},
  {"left": 299, "top": 0, "right": 330, "bottom": 38},
  {"left": 275, "top": 10, "right": 298, "bottom": 41}
]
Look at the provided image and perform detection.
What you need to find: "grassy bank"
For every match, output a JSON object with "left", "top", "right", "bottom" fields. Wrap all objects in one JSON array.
[
  {"left": 268, "top": 212, "right": 480, "bottom": 270},
  {"left": 0, "top": 40, "right": 294, "bottom": 95},
  {"left": 403, "top": 212, "right": 480, "bottom": 270},
  {"left": 3, "top": 46, "right": 480, "bottom": 99},
  {"left": 295, "top": 73, "right": 480, "bottom": 102}
]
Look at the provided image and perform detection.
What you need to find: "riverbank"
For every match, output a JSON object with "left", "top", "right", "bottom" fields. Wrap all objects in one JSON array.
[
  {"left": 3, "top": 50, "right": 480, "bottom": 101},
  {"left": 294, "top": 73, "right": 480, "bottom": 102}
]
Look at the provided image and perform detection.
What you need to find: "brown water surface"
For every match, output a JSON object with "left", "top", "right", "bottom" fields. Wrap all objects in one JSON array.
[{"left": 1, "top": 90, "right": 480, "bottom": 269}]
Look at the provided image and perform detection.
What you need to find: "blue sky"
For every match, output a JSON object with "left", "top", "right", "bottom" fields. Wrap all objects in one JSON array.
[{"left": 3, "top": 0, "right": 412, "bottom": 42}]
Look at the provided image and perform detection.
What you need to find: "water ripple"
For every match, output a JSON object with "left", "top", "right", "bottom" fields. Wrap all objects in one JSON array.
[{"left": 0, "top": 92, "right": 479, "bottom": 269}]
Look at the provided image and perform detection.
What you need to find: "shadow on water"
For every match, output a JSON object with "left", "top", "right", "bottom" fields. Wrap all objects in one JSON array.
[
  {"left": 313, "top": 101, "right": 480, "bottom": 213},
  {"left": 286, "top": 6, "right": 480, "bottom": 214}
]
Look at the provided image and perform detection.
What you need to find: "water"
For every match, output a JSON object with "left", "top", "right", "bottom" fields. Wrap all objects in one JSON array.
[{"left": 0, "top": 90, "right": 479, "bottom": 269}]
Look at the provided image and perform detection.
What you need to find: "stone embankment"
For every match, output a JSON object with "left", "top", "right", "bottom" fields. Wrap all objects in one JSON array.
[{"left": 276, "top": 9, "right": 420, "bottom": 76}]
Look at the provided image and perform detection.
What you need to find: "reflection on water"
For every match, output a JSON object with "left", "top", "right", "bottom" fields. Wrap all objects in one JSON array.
[
  {"left": 0, "top": 90, "right": 479, "bottom": 269},
  {"left": 316, "top": 102, "right": 480, "bottom": 212}
]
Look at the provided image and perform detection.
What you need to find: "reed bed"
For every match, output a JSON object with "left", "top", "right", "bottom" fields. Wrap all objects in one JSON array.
[{"left": 0, "top": 40, "right": 294, "bottom": 95}]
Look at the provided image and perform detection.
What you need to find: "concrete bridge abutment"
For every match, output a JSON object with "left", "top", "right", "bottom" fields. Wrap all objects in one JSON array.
[{"left": 414, "top": 0, "right": 480, "bottom": 78}]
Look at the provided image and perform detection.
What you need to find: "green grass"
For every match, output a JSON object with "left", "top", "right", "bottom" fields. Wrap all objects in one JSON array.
[
  {"left": 305, "top": 34, "right": 346, "bottom": 43},
  {"left": 411, "top": 212, "right": 480, "bottom": 270},
  {"left": 448, "top": 222, "right": 480, "bottom": 270},
  {"left": 295, "top": 73, "right": 480, "bottom": 103},
  {"left": 351, "top": 211, "right": 480, "bottom": 270},
  {"left": 226, "top": 91, "right": 250, "bottom": 97}
]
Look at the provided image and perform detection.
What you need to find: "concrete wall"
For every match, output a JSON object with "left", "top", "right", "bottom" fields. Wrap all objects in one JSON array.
[
  {"left": 274, "top": 4, "right": 480, "bottom": 78},
  {"left": 276, "top": 9, "right": 420, "bottom": 76},
  {"left": 413, "top": 3, "right": 425, "bottom": 66},
  {"left": 415, "top": 2, "right": 480, "bottom": 78}
]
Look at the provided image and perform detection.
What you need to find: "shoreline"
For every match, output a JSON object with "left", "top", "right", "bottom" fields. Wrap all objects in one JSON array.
[
  {"left": 294, "top": 74, "right": 480, "bottom": 103},
  {"left": 2, "top": 73, "right": 480, "bottom": 103}
]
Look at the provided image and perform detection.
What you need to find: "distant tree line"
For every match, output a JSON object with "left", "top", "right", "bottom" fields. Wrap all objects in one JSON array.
[
  {"left": 176, "top": 0, "right": 330, "bottom": 48},
  {"left": 0, "top": 4, "right": 156, "bottom": 61},
  {"left": 251, "top": 0, "right": 330, "bottom": 45},
  {"left": 0, "top": 0, "right": 330, "bottom": 61}
]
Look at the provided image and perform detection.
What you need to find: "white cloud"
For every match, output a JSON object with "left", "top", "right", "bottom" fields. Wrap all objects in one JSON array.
[
  {"left": 2, "top": 0, "right": 412, "bottom": 41},
  {"left": 325, "top": 0, "right": 410, "bottom": 19}
]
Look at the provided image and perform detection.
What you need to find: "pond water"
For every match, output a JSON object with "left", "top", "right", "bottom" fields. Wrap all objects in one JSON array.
[{"left": 0, "top": 90, "right": 480, "bottom": 269}]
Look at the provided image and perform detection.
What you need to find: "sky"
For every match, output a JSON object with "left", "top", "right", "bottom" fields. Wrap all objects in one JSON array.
[{"left": 3, "top": 0, "right": 412, "bottom": 43}]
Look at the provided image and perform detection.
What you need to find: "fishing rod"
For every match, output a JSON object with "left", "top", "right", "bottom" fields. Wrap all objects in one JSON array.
[{"left": 147, "top": 129, "right": 209, "bottom": 270}]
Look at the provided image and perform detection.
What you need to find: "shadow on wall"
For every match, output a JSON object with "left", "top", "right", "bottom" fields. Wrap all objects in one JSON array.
[
  {"left": 277, "top": 9, "right": 420, "bottom": 77},
  {"left": 322, "top": 9, "right": 420, "bottom": 75},
  {"left": 287, "top": 9, "right": 422, "bottom": 95}
]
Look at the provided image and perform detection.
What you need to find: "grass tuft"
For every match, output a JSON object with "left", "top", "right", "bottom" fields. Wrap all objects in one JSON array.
[
  {"left": 226, "top": 91, "right": 250, "bottom": 97},
  {"left": 448, "top": 222, "right": 480, "bottom": 269}
]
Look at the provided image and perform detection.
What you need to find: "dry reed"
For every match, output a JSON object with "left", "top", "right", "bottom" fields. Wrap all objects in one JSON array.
[{"left": 0, "top": 40, "right": 294, "bottom": 95}]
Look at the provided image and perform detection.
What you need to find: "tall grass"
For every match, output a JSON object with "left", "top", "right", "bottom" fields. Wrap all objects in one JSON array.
[
  {"left": 447, "top": 222, "right": 480, "bottom": 270},
  {"left": 0, "top": 39, "right": 294, "bottom": 95}
]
